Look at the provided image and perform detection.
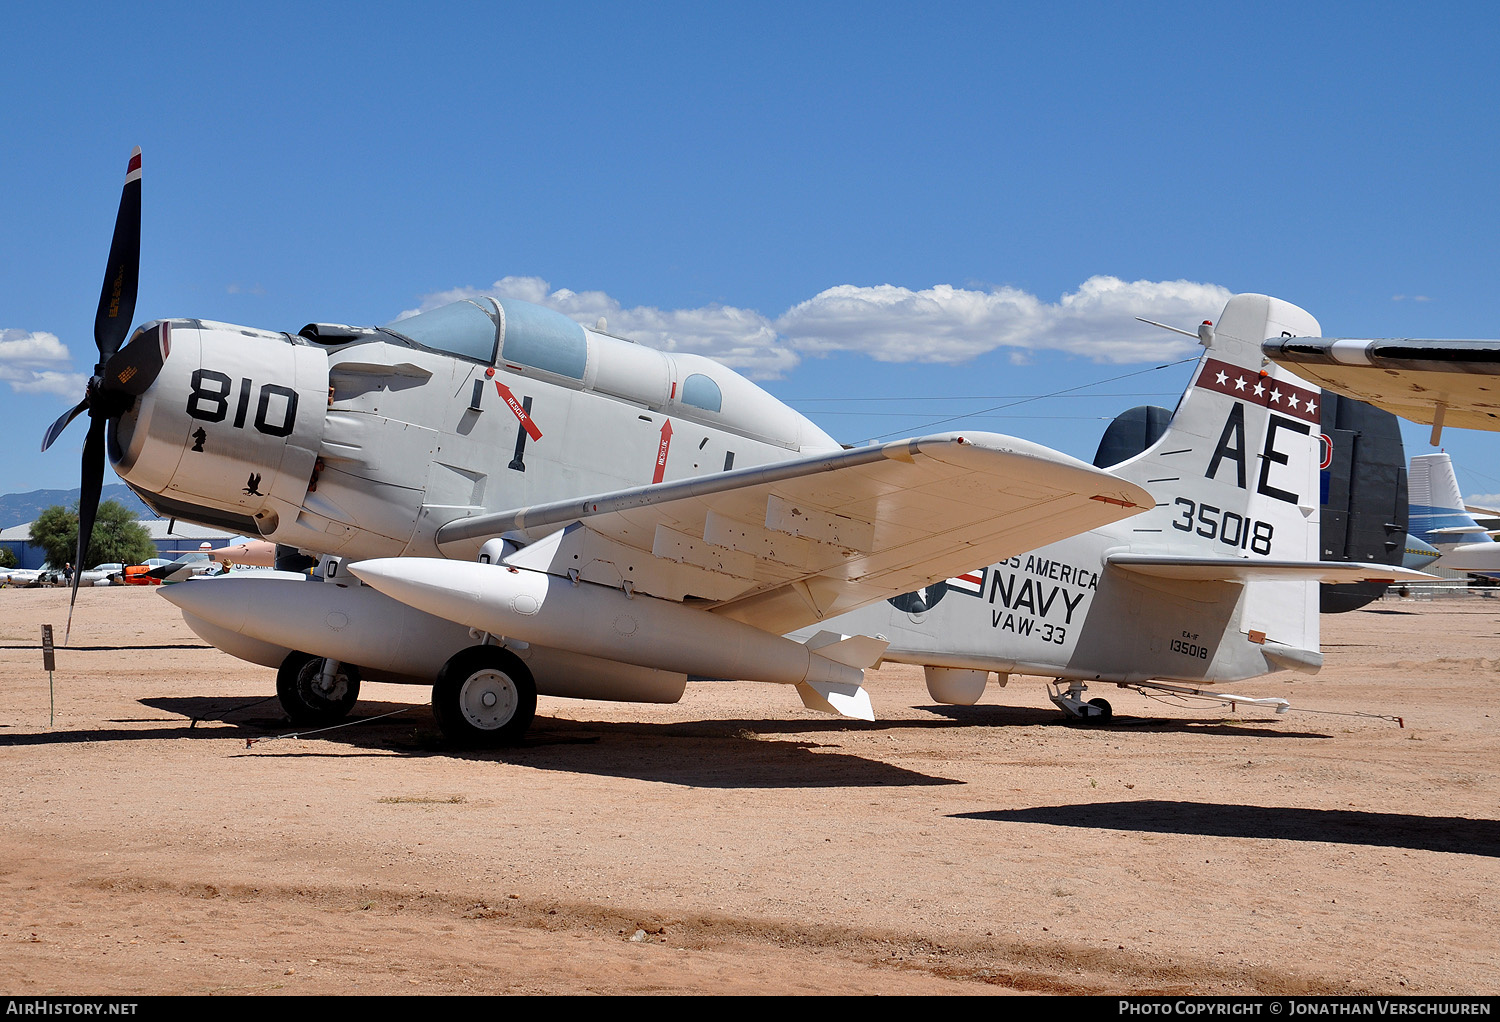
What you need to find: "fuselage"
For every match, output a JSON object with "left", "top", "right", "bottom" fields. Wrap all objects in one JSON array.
[{"left": 108, "top": 297, "right": 842, "bottom": 559}]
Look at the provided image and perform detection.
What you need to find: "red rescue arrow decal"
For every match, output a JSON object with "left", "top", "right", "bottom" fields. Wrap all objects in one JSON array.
[
  {"left": 495, "top": 382, "right": 542, "bottom": 441},
  {"left": 652, "top": 419, "right": 673, "bottom": 484}
]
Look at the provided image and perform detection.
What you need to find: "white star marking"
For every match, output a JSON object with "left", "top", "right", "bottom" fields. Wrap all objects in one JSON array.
[
  {"left": 1270, "top": 388, "right": 1283, "bottom": 403},
  {"left": 1306, "top": 398, "right": 1318, "bottom": 415},
  {"left": 1287, "top": 393, "right": 1300, "bottom": 409},
  {"left": 1253, "top": 381, "right": 1265, "bottom": 396},
  {"left": 1235, "top": 376, "right": 1247, "bottom": 390},
  {"left": 1216, "top": 370, "right": 1228, "bottom": 386}
]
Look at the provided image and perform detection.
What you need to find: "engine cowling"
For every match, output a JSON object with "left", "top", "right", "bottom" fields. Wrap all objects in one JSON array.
[{"left": 111, "top": 320, "right": 329, "bottom": 535}]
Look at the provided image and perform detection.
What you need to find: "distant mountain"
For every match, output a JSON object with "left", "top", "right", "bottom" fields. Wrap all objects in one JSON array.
[{"left": 0, "top": 485, "right": 155, "bottom": 530}]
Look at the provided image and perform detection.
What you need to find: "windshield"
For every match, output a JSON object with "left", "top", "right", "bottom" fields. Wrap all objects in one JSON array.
[{"left": 385, "top": 300, "right": 499, "bottom": 362}]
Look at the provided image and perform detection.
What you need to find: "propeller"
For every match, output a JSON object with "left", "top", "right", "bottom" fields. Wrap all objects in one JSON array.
[{"left": 41, "top": 147, "right": 162, "bottom": 643}]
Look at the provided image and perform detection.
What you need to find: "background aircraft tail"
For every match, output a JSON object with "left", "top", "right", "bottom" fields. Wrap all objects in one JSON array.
[
  {"left": 1408, "top": 452, "right": 1489, "bottom": 548},
  {"left": 1407, "top": 453, "right": 1500, "bottom": 576},
  {"left": 1312, "top": 393, "right": 1408, "bottom": 611}
]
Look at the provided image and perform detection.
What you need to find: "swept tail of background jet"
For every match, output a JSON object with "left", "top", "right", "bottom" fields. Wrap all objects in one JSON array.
[{"left": 1408, "top": 452, "right": 1500, "bottom": 576}]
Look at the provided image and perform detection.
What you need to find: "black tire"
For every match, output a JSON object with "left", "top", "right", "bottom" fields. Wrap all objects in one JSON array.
[
  {"left": 1086, "top": 697, "right": 1113, "bottom": 719},
  {"left": 432, "top": 646, "right": 536, "bottom": 747},
  {"left": 276, "top": 651, "right": 361, "bottom": 726}
]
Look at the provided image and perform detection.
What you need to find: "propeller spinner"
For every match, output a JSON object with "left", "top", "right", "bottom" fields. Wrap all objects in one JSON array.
[{"left": 41, "top": 147, "right": 167, "bottom": 641}]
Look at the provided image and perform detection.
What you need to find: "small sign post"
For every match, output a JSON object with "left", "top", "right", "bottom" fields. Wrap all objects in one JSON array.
[{"left": 41, "top": 624, "right": 55, "bottom": 727}]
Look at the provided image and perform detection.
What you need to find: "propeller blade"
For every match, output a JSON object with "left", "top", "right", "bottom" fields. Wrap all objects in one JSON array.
[
  {"left": 93, "top": 147, "right": 142, "bottom": 363},
  {"left": 101, "top": 321, "right": 168, "bottom": 397},
  {"left": 40, "top": 399, "right": 89, "bottom": 453},
  {"left": 64, "top": 414, "right": 108, "bottom": 645}
]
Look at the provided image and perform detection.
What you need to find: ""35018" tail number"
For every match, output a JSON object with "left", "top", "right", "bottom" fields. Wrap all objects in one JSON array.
[{"left": 1171, "top": 497, "right": 1273, "bottom": 555}]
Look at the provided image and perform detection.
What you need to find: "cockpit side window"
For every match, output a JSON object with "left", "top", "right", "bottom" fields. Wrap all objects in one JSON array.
[
  {"left": 680, "top": 373, "right": 722, "bottom": 412},
  {"left": 383, "top": 300, "right": 498, "bottom": 363},
  {"left": 498, "top": 298, "right": 588, "bottom": 380}
]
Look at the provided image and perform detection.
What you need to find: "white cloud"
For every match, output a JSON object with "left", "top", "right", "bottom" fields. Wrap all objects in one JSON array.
[
  {"left": 398, "top": 274, "right": 1234, "bottom": 378},
  {"left": 778, "top": 276, "right": 1233, "bottom": 365},
  {"left": 0, "top": 329, "right": 87, "bottom": 396}
]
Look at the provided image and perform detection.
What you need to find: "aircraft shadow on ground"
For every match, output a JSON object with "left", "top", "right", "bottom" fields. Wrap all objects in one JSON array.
[
  {"left": 919, "top": 703, "right": 1330, "bottom": 739},
  {"left": 0, "top": 695, "right": 964, "bottom": 789},
  {"left": 0, "top": 643, "right": 214, "bottom": 652},
  {"left": 959, "top": 800, "right": 1500, "bottom": 857},
  {"left": 0, "top": 694, "right": 1330, "bottom": 786}
]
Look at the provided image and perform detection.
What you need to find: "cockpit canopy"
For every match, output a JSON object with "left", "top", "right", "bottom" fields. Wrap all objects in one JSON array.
[{"left": 382, "top": 298, "right": 835, "bottom": 451}]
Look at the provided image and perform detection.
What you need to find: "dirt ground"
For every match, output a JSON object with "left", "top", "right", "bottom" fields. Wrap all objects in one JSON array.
[{"left": 1, "top": 585, "right": 1497, "bottom": 996}]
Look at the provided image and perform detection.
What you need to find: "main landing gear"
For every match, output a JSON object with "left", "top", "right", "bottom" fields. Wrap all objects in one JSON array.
[
  {"left": 276, "top": 652, "right": 361, "bottom": 725},
  {"left": 431, "top": 645, "right": 537, "bottom": 747},
  {"left": 273, "top": 645, "right": 538, "bottom": 746},
  {"left": 1047, "top": 679, "right": 1113, "bottom": 721}
]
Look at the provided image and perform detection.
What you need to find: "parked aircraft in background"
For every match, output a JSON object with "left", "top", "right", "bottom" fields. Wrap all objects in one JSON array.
[
  {"left": 1403, "top": 533, "right": 1442, "bottom": 571},
  {"left": 1407, "top": 452, "right": 1500, "bottom": 577},
  {"left": 79, "top": 562, "right": 126, "bottom": 585},
  {"left": 145, "top": 552, "right": 221, "bottom": 584},
  {"left": 42, "top": 149, "right": 1426, "bottom": 743},
  {"left": 162, "top": 539, "right": 277, "bottom": 568},
  {"left": 206, "top": 539, "right": 276, "bottom": 567}
]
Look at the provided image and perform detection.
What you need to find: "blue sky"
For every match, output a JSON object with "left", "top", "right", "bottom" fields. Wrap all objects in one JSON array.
[{"left": 6, "top": 2, "right": 1500, "bottom": 502}]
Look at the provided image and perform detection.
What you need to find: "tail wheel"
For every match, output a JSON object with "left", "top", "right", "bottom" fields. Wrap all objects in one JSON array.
[
  {"left": 276, "top": 651, "right": 361, "bottom": 725},
  {"left": 432, "top": 646, "right": 536, "bottom": 747},
  {"left": 1086, "top": 697, "right": 1113, "bottom": 719}
]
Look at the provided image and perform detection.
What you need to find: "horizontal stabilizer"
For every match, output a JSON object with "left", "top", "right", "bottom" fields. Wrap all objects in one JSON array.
[
  {"left": 1426, "top": 525, "right": 1493, "bottom": 536},
  {"left": 795, "top": 680, "right": 875, "bottom": 721},
  {"left": 1261, "top": 643, "right": 1323, "bottom": 674},
  {"left": 1106, "top": 553, "right": 1436, "bottom": 584}
]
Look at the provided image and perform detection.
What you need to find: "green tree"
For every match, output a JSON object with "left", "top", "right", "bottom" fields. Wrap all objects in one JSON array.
[
  {"left": 28, "top": 500, "right": 156, "bottom": 568},
  {"left": 0, "top": 546, "right": 15, "bottom": 569}
]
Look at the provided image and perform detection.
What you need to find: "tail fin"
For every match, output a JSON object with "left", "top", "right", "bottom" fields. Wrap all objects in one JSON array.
[
  {"left": 1107, "top": 294, "right": 1324, "bottom": 655},
  {"left": 1097, "top": 389, "right": 1408, "bottom": 614},
  {"left": 1408, "top": 453, "right": 1491, "bottom": 548},
  {"left": 1407, "top": 453, "right": 1500, "bottom": 575},
  {"left": 1319, "top": 393, "right": 1409, "bottom": 612}
]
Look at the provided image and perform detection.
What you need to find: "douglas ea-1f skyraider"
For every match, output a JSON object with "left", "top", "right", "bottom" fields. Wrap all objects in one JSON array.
[{"left": 44, "top": 149, "right": 1427, "bottom": 744}]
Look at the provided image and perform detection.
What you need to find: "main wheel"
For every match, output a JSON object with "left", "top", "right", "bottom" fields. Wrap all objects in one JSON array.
[
  {"left": 432, "top": 646, "right": 536, "bottom": 747},
  {"left": 276, "top": 652, "right": 361, "bottom": 726}
]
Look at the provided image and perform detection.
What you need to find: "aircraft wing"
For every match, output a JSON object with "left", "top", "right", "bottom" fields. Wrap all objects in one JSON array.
[
  {"left": 435, "top": 432, "right": 1151, "bottom": 634},
  {"left": 1263, "top": 337, "right": 1500, "bottom": 433}
]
